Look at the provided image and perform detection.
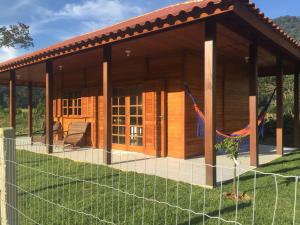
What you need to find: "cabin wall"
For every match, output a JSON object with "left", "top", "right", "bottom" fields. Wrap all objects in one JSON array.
[
  {"left": 53, "top": 49, "right": 249, "bottom": 159},
  {"left": 184, "top": 53, "right": 249, "bottom": 158},
  {"left": 53, "top": 52, "right": 186, "bottom": 157},
  {"left": 53, "top": 66, "right": 101, "bottom": 148}
]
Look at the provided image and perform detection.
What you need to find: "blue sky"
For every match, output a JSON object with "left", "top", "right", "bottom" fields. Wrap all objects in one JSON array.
[{"left": 0, "top": 0, "right": 299, "bottom": 62}]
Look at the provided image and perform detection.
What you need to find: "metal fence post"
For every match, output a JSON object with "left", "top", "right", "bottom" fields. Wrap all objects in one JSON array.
[{"left": 0, "top": 128, "right": 17, "bottom": 225}]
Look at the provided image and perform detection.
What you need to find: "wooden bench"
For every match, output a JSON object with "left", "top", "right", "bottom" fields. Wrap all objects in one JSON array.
[
  {"left": 32, "top": 121, "right": 62, "bottom": 143},
  {"left": 58, "top": 122, "right": 90, "bottom": 148}
]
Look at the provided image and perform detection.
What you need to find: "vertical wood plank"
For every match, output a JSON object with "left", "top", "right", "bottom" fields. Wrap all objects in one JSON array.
[
  {"left": 161, "top": 80, "right": 167, "bottom": 157},
  {"left": 45, "top": 60, "right": 54, "bottom": 153},
  {"left": 28, "top": 82, "right": 33, "bottom": 137},
  {"left": 249, "top": 40, "right": 259, "bottom": 167},
  {"left": 103, "top": 45, "right": 112, "bottom": 165},
  {"left": 9, "top": 70, "right": 16, "bottom": 129},
  {"left": 204, "top": 20, "right": 217, "bottom": 187},
  {"left": 276, "top": 55, "right": 284, "bottom": 155},
  {"left": 294, "top": 66, "right": 299, "bottom": 148}
]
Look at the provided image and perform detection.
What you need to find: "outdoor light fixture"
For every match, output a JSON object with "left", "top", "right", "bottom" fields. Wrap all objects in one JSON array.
[
  {"left": 58, "top": 65, "right": 63, "bottom": 71},
  {"left": 244, "top": 56, "right": 250, "bottom": 63},
  {"left": 125, "top": 50, "right": 131, "bottom": 57}
]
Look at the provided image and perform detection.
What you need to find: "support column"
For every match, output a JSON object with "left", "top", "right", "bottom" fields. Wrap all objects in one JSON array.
[
  {"left": 103, "top": 45, "right": 112, "bottom": 165},
  {"left": 28, "top": 82, "right": 33, "bottom": 137},
  {"left": 9, "top": 70, "right": 16, "bottom": 129},
  {"left": 294, "top": 66, "right": 299, "bottom": 148},
  {"left": 276, "top": 55, "right": 284, "bottom": 155},
  {"left": 249, "top": 40, "right": 259, "bottom": 167},
  {"left": 45, "top": 61, "right": 53, "bottom": 153},
  {"left": 204, "top": 20, "right": 217, "bottom": 187}
]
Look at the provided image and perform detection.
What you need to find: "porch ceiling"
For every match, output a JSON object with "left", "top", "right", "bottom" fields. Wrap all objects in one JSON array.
[{"left": 0, "top": 20, "right": 291, "bottom": 85}]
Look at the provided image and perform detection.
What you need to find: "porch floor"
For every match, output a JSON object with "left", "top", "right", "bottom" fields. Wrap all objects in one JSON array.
[{"left": 16, "top": 137, "right": 298, "bottom": 186}]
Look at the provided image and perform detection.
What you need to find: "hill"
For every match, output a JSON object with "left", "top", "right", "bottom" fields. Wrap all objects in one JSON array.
[{"left": 274, "top": 16, "right": 300, "bottom": 42}]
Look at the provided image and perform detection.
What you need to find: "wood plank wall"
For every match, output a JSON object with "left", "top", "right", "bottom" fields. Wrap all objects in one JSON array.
[
  {"left": 184, "top": 52, "right": 249, "bottom": 158},
  {"left": 53, "top": 50, "right": 250, "bottom": 159}
]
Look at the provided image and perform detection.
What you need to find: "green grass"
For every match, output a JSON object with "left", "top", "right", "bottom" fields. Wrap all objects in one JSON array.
[
  {"left": 17, "top": 150, "right": 300, "bottom": 225},
  {"left": 0, "top": 108, "right": 44, "bottom": 136}
]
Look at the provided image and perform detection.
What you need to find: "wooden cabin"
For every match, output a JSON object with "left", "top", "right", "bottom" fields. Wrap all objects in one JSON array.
[{"left": 0, "top": 0, "right": 299, "bottom": 186}]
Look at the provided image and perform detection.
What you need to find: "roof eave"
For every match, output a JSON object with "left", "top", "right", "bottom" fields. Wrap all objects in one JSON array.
[
  {"left": 0, "top": 1, "right": 235, "bottom": 73},
  {"left": 233, "top": 1, "right": 300, "bottom": 60}
]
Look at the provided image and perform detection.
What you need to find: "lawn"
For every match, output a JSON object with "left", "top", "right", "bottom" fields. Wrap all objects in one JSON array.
[{"left": 16, "top": 149, "right": 300, "bottom": 225}]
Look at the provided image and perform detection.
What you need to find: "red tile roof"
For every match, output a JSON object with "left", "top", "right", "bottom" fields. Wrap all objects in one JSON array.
[{"left": 0, "top": 0, "right": 299, "bottom": 72}]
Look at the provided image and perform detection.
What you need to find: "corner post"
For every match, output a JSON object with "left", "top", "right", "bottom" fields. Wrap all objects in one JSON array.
[
  {"left": 276, "top": 55, "right": 284, "bottom": 155},
  {"left": 45, "top": 60, "right": 54, "bottom": 153},
  {"left": 294, "top": 65, "right": 299, "bottom": 148},
  {"left": 0, "top": 128, "right": 17, "bottom": 225},
  {"left": 103, "top": 45, "right": 112, "bottom": 165},
  {"left": 28, "top": 82, "right": 33, "bottom": 137},
  {"left": 249, "top": 40, "right": 259, "bottom": 167},
  {"left": 9, "top": 70, "right": 16, "bottom": 129},
  {"left": 204, "top": 19, "right": 217, "bottom": 187}
]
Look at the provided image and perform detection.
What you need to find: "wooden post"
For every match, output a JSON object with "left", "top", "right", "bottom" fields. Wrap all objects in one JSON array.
[
  {"left": 276, "top": 55, "right": 284, "bottom": 155},
  {"left": 249, "top": 40, "right": 259, "bottom": 167},
  {"left": 45, "top": 61, "right": 53, "bottom": 153},
  {"left": 103, "top": 45, "right": 112, "bottom": 165},
  {"left": 9, "top": 71, "right": 16, "bottom": 129},
  {"left": 294, "top": 66, "right": 299, "bottom": 148},
  {"left": 0, "top": 128, "right": 17, "bottom": 225},
  {"left": 28, "top": 82, "right": 33, "bottom": 137},
  {"left": 204, "top": 20, "right": 217, "bottom": 187}
]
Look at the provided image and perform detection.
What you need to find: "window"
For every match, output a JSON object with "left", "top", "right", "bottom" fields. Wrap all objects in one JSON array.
[
  {"left": 63, "top": 92, "right": 82, "bottom": 116},
  {"left": 112, "top": 88, "right": 126, "bottom": 144}
]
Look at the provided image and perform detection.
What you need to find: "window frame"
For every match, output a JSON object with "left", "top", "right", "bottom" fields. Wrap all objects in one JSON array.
[{"left": 62, "top": 91, "right": 82, "bottom": 117}]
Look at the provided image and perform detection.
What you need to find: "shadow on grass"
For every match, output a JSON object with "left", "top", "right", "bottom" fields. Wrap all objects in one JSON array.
[
  {"left": 179, "top": 202, "right": 252, "bottom": 225},
  {"left": 18, "top": 173, "right": 119, "bottom": 197}
]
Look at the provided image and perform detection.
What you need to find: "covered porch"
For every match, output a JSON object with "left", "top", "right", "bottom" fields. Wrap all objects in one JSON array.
[
  {"left": 16, "top": 136, "right": 298, "bottom": 186},
  {"left": 0, "top": 0, "right": 299, "bottom": 187}
]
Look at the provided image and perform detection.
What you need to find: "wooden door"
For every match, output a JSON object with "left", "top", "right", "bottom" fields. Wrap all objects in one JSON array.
[
  {"left": 144, "top": 80, "right": 166, "bottom": 156},
  {"left": 110, "top": 81, "right": 166, "bottom": 156}
]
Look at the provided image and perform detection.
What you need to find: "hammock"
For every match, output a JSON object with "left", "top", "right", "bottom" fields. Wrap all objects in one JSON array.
[{"left": 185, "top": 83, "right": 276, "bottom": 149}]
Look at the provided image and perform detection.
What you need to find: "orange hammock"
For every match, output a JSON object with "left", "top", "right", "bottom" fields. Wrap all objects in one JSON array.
[{"left": 186, "top": 83, "right": 276, "bottom": 140}]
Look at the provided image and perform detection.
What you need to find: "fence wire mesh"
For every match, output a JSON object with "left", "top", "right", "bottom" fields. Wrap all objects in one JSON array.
[{"left": 0, "top": 137, "right": 299, "bottom": 225}]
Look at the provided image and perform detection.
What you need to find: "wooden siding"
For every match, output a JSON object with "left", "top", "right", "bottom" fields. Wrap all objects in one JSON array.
[
  {"left": 53, "top": 49, "right": 250, "bottom": 159},
  {"left": 184, "top": 52, "right": 249, "bottom": 158}
]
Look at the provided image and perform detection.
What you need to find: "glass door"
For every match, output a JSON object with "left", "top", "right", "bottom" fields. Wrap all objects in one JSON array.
[
  {"left": 129, "top": 86, "right": 143, "bottom": 146},
  {"left": 111, "top": 85, "right": 144, "bottom": 150},
  {"left": 112, "top": 88, "right": 126, "bottom": 145}
]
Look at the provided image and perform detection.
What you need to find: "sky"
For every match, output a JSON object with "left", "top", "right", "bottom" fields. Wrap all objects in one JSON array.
[{"left": 0, "top": 0, "right": 300, "bottom": 62}]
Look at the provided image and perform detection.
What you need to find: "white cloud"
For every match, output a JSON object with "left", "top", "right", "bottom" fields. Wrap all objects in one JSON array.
[
  {"left": 56, "top": 0, "right": 143, "bottom": 20},
  {"left": 30, "top": 0, "right": 145, "bottom": 38},
  {"left": 0, "top": 47, "right": 18, "bottom": 62}
]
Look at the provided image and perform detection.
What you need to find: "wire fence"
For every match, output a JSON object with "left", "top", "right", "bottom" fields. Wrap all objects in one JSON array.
[{"left": 0, "top": 136, "right": 299, "bottom": 225}]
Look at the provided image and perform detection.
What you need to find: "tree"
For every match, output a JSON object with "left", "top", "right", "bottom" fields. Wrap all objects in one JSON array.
[
  {"left": 215, "top": 137, "right": 241, "bottom": 198},
  {"left": 0, "top": 23, "right": 33, "bottom": 49}
]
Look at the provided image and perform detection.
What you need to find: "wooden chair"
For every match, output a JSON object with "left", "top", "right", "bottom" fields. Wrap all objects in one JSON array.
[
  {"left": 57, "top": 122, "right": 90, "bottom": 148},
  {"left": 32, "top": 121, "right": 62, "bottom": 143}
]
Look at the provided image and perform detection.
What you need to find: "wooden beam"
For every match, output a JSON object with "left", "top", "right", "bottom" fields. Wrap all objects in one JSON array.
[
  {"left": 233, "top": 2, "right": 300, "bottom": 60},
  {"left": 9, "top": 70, "right": 16, "bottom": 129},
  {"left": 45, "top": 61, "right": 53, "bottom": 153},
  {"left": 28, "top": 82, "right": 33, "bottom": 137},
  {"left": 103, "top": 45, "right": 112, "bottom": 165},
  {"left": 249, "top": 40, "right": 259, "bottom": 167},
  {"left": 294, "top": 66, "right": 299, "bottom": 148},
  {"left": 204, "top": 20, "right": 217, "bottom": 187},
  {"left": 276, "top": 55, "right": 284, "bottom": 155}
]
